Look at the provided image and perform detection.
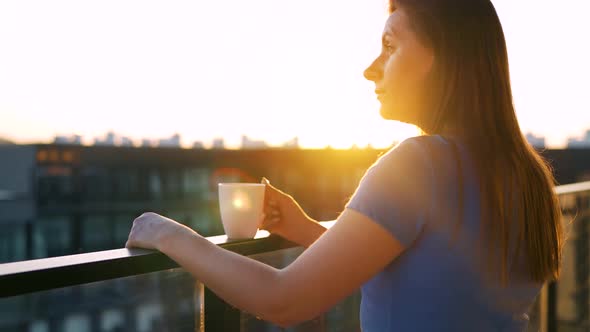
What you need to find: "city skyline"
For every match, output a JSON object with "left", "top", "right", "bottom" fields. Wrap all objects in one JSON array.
[
  {"left": 4, "top": 125, "right": 590, "bottom": 150},
  {"left": 3, "top": 128, "right": 590, "bottom": 150},
  {"left": 48, "top": 131, "right": 304, "bottom": 149},
  {"left": 1, "top": 0, "right": 589, "bottom": 149}
]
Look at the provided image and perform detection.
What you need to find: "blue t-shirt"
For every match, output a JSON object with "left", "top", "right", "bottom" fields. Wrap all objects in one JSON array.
[{"left": 346, "top": 135, "right": 542, "bottom": 332}]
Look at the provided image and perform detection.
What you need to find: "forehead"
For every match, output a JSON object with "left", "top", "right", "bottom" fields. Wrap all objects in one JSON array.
[{"left": 383, "top": 10, "right": 410, "bottom": 39}]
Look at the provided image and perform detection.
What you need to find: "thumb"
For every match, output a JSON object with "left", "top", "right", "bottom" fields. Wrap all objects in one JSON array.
[
  {"left": 261, "top": 177, "right": 285, "bottom": 200},
  {"left": 257, "top": 212, "right": 265, "bottom": 228}
]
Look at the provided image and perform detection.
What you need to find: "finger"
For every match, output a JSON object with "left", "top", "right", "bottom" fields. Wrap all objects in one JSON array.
[
  {"left": 263, "top": 206, "right": 280, "bottom": 221},
  {"left": 262, "top": 178, "right": 275, "bottom": 201},
  {"left": 258, "top": 212, "right": 267, "bottom": 228},
  {"left": 260, "top": 211, "right": 277, "bottom": 227},
  {"left": 261, "top": 178, "right": 286, "bottom": 200},
  {"left": 263, "top": 199, "right": 278, "bottom": 211},
  {"left": 260, "top": 218, "right": 279, "bottom": 231},
  {"left": 263, "top": 217, "right": 281, "bottom": 226},
  {"left": 265, "top": 200, "right": 278, "bottom": 210}
]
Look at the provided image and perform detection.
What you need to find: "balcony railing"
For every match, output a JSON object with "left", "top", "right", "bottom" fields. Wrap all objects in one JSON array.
[
  {"left": 548, "top": 181, "right": 590, "bottom": 331},
  {"left": 0, "top": 220, "right": 360, "bottom": 331},
  {"left": 1, "top": 182, "right": 589, "bottom": 332}
]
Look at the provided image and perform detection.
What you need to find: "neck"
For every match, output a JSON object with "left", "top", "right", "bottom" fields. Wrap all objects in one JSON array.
[{"left": 439, "top": 124, "right": 465, "bottom": 141}]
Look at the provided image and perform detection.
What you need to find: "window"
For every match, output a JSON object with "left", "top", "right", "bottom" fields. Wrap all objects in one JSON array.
[
  {"left": 81, "top": 167, "right": 111, "bottom": 201},
  {"left": 163, "top": 170, "right": 182, "bottom": 198},
  {"left": 0, "top": 224, "right": 26, "bottom": 263},
  {"left": 36, "top": 166, "right": 74, "bottom": 205},
  {"left": 81, "top": 216, "right": 113, "bottom": 252},
  {"left": 114, "top": 215, "right": 134, "bottom": 246},
  {"left": 183, "top": 168, "right": 210, "bottom": 199},
  {"left": 149, "top": 170, "right": 162, "bottom": 199},
  {"left": 33, "top": 217, "right": 71, "bottom": 258},
  {"left": 64, "top": 314, "right": 90, "bottom": 332},
  {"left": 113, "top": 169, "right": 139, "bottom": 199}
]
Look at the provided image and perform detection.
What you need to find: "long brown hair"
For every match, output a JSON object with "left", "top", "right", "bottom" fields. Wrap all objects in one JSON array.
[{"left": 391, "top": 0, "right": 564, "bottom": 283}]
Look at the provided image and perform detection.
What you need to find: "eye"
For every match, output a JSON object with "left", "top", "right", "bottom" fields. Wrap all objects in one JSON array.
[{"left": 383, "top": 41, "right": 396, "bottom": 54}]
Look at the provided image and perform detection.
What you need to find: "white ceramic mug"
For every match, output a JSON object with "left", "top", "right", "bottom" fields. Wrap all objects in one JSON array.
[{"left": 218, "top": 183, "right": 265, "bottom": 239}]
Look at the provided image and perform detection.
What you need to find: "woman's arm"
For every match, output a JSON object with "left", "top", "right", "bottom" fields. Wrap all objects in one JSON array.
[
  {"left": 281, "top": 218, "right": 327, "bottom": 247},
  {"left": 260, "top": 179, "right": 328, "bottom": 248},
  {"left": 158, "top": 229, "right": 286, "bottom": 323},
  {"left": 127, "top": 210, "right": 404, "bottom": 328}
]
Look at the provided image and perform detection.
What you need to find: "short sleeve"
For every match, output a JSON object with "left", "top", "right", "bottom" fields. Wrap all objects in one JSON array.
[{"left": 345, "top": 137, "right": 433, "bottom": 247}]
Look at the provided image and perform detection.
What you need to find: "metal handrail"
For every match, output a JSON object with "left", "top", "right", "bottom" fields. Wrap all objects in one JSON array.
[
  {"left": 554, "top": 181, "right": 590, "bottom": 195},
  {"left": 0, "top": 230, "right": 298, "bottom": 298}
]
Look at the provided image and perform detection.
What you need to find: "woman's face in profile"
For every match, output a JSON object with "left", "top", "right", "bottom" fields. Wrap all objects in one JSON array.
[{"left": 364, "top": 9, "right": 434, "bottom": 124}]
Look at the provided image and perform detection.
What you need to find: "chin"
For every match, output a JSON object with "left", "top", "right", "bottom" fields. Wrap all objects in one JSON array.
[{"left": 379, "top": 103, "right": 416, "bottom": 125}]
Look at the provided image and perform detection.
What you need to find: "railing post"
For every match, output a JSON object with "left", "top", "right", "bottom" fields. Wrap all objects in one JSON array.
[
  {"left": 546, "top": 281, "right": 557, "bottom": 332},
  {"left": 25, "top": 220, "right": 33, "bottom": 260},
  {"left": 204, "top": 287, "right": 241, "bottom": 331},
  {"left": 573, "top": 194, "right": 589, "bottom": 326}
]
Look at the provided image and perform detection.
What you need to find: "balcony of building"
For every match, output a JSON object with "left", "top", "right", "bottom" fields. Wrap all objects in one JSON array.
[{"left": 0, "top": 181, "right": 589, "bottom": 332}]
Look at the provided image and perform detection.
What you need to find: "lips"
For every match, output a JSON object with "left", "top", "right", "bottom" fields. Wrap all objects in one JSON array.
[{"left": 375, "top": 88, "right": 387, "bottom": 101}]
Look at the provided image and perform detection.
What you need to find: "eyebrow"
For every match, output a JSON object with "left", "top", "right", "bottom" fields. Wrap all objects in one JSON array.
[{"left": 381, "top": 27, "right": 401, "bottom": 45}]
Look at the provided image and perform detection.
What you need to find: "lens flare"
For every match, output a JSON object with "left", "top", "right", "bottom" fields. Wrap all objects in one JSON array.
[{"left": 232, "top": 191, "right": 251, "bottom": 210}]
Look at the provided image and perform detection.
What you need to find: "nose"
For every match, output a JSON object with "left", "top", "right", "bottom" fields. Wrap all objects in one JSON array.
[{"left": 364, "top": 58, "right": 382, "bottom": 82}]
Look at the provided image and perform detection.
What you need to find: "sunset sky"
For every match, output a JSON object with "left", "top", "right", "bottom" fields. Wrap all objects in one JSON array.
[{"left": 1, "top": 0, "right": 589, "bottom": 149}]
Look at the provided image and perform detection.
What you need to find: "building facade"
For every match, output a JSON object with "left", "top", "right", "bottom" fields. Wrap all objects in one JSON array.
[{"left": 1, "top": 143, "right": 590, "bottom": 264}]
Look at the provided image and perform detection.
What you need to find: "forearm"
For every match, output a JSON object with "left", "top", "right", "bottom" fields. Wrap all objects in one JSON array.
[
  {"left": 289, "top": 218, "right": 328, "bottom": 247},
  {"left": 158, "top": 228, "right": 284, "bottom": 322}
]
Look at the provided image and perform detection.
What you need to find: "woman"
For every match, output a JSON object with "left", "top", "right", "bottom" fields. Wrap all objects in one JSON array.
[{"left": 126, "top": 0, "right": 564, "bottom": 330}]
